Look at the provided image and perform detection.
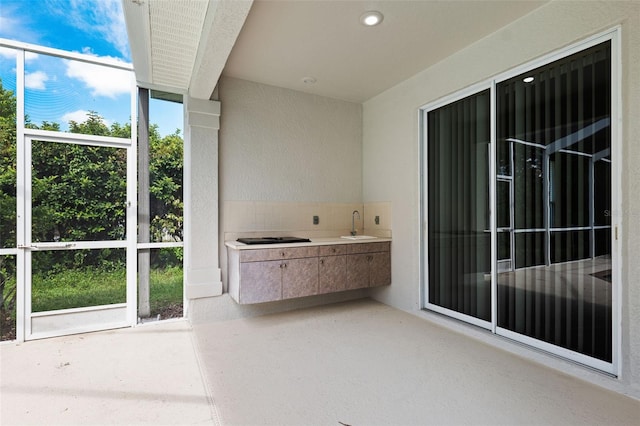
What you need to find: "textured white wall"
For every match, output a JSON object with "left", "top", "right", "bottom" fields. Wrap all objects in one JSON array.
[
  {"left": 219, "top": 77, "right": 362, "bottom": 203},
  {"left": 363, "top": 0, "right": 640, "bottom": 397}
]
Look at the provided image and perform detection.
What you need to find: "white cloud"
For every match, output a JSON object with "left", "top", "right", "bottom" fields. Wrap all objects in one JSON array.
[
  {"left": 0, "top": 15, "right": 17, "bottom": 34},
  {"left": 0, "top": 4, "right": 47, "bottom": 51},
  {"left": 25, "top": 71, "right": 49, "bottom": 90},
  {"left": 0, "top": 47, "right": 39, "bottom": 62},
  {"left": 93, "top": 1, "right": 130, "bottom": 60},
  {"left": 65, "top": 59, "right": 131, "bottom": 99},
  {"left": 61, "top": 110, "right": 91, "bottom": 124},
  {"left": 65, "top": 0, "right": 130, "bottom": 60},
  {"left": 0, "top": 47, "right": 16, "bottom": 59}
]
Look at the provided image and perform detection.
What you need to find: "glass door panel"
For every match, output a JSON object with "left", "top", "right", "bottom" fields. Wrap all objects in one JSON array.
[
  {"left": 496, "top": 41, "right": 612, "bottom": 363},
  {"left": 426, "top": 90, "right": 491, "bottom": 322}
]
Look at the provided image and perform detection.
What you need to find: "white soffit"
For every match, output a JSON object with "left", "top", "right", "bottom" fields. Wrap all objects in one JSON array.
[
  {"left": 189, "top": 0, "right": 253, "bottom": 99},
  {"left": 122, "top": 0, "right": 152, "bottom": 84},
  {"left": 148, "top": 0, "right": 208, "bottom": 90},
  {"left": 123, "top": 0, "right": 252, "bottom": 98}
]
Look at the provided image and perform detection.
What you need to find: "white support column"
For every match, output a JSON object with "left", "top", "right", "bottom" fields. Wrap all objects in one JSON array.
[{"left": 183, "top": 97, "right": 222, "bottom": 303}]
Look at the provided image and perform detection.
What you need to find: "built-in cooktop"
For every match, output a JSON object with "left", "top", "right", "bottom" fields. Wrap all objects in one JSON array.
[{"left": 236, "top": 236, "right": 311, "bottom": 245}]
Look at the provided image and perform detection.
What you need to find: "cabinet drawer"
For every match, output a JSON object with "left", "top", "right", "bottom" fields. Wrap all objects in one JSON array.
[
  {"left": 240, "top": 246, "right": 319, "bottom": 262},
  {"left": 347, "top": 241, "right": 390, "bottom": 254},
  {"left": 318, "top": 244, "right": 347, "bottom": 256}
]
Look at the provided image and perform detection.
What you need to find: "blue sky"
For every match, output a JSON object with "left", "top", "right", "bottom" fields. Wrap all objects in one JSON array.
[{"left": 0, "top": 0, "right": 182, "bottom": 136}]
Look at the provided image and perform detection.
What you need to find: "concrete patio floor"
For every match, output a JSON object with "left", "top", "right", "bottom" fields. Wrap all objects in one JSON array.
[
  {"left": 0, "top": 320, "right": 218, "bottom": 425},
  {"left": 2, "top": 299, "right": 639, "bottom": 425}
]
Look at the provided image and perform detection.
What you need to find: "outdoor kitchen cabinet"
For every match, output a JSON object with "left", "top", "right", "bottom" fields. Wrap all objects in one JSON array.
[
  {"left": 282, "top": 257, "right": 319, "bottom": 299},
  {"left": 318, "top": 245, "right": 347, "bottom": 294},
  {"left": 346, "top": 242, "right": 391, "bottom": 289},
  {"left": 227, "top": 240, "right": 390, "bottom": 304},
  {"left": 231, "top": 246, "right": 319, "bottom": 304},
  {"left": 237, "top": 260, "right": 282, "bottom": 304}
]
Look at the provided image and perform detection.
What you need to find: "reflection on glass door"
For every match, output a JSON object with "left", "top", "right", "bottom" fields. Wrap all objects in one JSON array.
[
  {"left": 496, "top": 41, "right": 612, "bottom": 363},
  {"left": 423, "top": 35, "right": 616, "bottom": 372}
]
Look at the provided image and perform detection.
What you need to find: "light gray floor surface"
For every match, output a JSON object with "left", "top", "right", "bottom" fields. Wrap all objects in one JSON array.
[
  {"left": 193, "top": 299, "right": 639, "bottom": 426},
  {"left": 2, "top": 299, "right": 639, "bottom": 425},
  {"left": 1, "top": 320, "right": 217, "bottom": 425}
]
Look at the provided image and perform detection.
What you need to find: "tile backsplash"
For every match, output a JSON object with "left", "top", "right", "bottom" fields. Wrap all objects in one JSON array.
[{"left": 222, "top": 201, "right": 391, "bottom": 239}]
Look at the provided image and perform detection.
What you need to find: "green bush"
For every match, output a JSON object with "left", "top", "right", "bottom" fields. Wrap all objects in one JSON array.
[{"left": 30, "top": 266, "right": 182, "bottom": 313}]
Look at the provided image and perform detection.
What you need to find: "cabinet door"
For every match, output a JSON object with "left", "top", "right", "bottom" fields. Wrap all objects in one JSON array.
[
  {"left": 369, "top": 251, "right": 391, "bottom": 287},
  {"left": 282, "top": 257, "right": 319, "bottom": 299},
  {"left": 239, "top": 260, "right": 282, "bottom": 303},
  {"left": 318, "top": 255, "right": 346, "bottom": 294},
  {"left": 346, "top": 254, "right": 369, "bottom": 290}
]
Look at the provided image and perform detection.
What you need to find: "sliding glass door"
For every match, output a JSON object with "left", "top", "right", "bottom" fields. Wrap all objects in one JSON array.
[
  {"left": 425, "top": 90, "right": 491, "bottom": 324},
  {"left": 496, "top": 41, "right": 612, "bottom": 364},
  {"left": 422, "top": 33, "right": 617, "bottom": 372}
]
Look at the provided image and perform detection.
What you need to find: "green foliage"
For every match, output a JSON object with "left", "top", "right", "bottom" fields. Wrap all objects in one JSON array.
[
  {"left": 68, "top": 111, "right": 110, "bottom": 136},
  {"left": 151, "top": 246, "right": 183, "bottom": 269},
  {"left": 0, "top": 80, "right": 17, "bottom": 338},
  {"left": 149, "top": 265, "right": 183, "bottom": 315},
  {"left": 0, "top": 80, "right": 17, "bottom": 248},
  {"left": 30, "top": 266, "right": 183, "bottom": 314},
  {"left": 149, "top": 125, "right": 183, "bottom": 244},
  {"left": 0, "top": 256, "right": 17, "bottom": 337},
  {"left": 0, "top": 78, "right": 185, "bottom": 334},
  {"left": 32, "top": 267, "right": 127, "bottom": 312},
  {"left": 31, "top": 140, "right": 127, "bottom": 242}
]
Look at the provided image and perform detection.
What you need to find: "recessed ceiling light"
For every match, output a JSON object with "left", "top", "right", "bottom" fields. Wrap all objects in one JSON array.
[
  {"left": 523, "top": 76, "right": 535, "bottom": 83},
  {"left": 360, "top": 11, "right": 384, "bottom": 26},
  {"left": 302, "top": 76, "right": 317, "bottom": 85}
]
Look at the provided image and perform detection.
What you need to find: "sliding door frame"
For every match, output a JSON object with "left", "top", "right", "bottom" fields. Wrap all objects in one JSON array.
[
  {"left": 420, "top": 27, "right": 621, "bottom": 375},
  {"left": 420, "top": 80, "right": 494, "bottom": 331}
]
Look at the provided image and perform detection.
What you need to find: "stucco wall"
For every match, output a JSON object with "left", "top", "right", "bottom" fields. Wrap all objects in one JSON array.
[
  {"left": 363, "top": 0, "right": 640, "bottom": 397},
  {"left": 219, "top": 76, "right": 362, "bottom": 203}
]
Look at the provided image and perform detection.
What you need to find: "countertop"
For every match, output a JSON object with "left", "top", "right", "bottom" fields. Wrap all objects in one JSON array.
[{"left": 225, "top": 236, "right": 392, "bottom": 250}]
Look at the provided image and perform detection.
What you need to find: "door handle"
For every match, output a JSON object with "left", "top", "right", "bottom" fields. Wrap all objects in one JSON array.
[{"left": 18, "top": 243, "right": 76, "bottom": 250}]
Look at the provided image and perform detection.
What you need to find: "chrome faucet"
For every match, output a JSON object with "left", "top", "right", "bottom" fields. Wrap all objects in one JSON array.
[{"left": 351, "top": 210, "right": 360, "bottom": 236}]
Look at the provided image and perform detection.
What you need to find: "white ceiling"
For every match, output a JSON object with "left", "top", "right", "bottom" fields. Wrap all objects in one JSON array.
[
  {"left": 223, "top": 0, "right": 547, "bottom": 102},
  {"left": 124, "top": 0, "right": 548, "bottom": 103}
]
